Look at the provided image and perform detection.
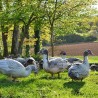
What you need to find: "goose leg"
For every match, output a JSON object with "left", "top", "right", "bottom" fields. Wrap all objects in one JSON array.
[
  {"left": 51, "top": 73, "right": 54, "bottom": 78},
  {"left": 12, "top": 77, "right": 19, "bottom": 82},
  {"left": 58, "top": 73, "right": 60, "bottom": 78},
  {"left": 72, "top": 79, "right": 75, "bottom": 82},
  {"left": 12, "top": 77, "right": 17, "bottom": 82},
  {"left": 81, "top": 78, "right": 83, "bottom": 82},
  {"left": 9, "top": 75, "right": 15, "bottom": 81}
]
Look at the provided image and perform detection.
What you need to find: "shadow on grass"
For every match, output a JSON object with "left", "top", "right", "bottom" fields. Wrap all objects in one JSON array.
[
  {"left": 40, "top": 75, "right": 63, "bottom": 80},
  {"left": 63, "top": 81, "right": 85, "bottom": 95},
  {"left": 0, "top": 78, "right": 35, "bottom": 88}
]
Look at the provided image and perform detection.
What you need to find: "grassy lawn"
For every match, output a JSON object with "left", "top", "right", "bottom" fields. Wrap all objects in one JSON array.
[
  {"left": 88, "top": 56, "right": 98, "bottom": 63},
  {"left": 0, "top": 69, "right": 98, "bottom": 98}
]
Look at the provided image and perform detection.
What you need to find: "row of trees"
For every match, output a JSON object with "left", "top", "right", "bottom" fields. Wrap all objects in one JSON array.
[{"left": 0, "top": 0, "right": 97, "bottom": 57}]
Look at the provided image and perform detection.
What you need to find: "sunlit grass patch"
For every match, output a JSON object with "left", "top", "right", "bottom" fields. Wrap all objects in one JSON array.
[{"left": 0, "top": 70, "right": 98, "bottom": 98}]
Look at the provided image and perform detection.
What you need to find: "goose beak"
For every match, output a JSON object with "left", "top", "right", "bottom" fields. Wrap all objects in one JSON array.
[
  {"left": 88, "top": 50, "right": 94, "bottom": 55},
  {"left": 90, "top": 52, "right": 94, "bottom": 55},
  {"left": 91, "top": 53, "right": 95, "bottom": 56}
]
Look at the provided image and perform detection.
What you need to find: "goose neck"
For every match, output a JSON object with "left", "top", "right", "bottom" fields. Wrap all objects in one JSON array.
[
  {"left": 43, "top": 54, "right": 48, "bottom": 61},
  {"left": 83, "top": 56, "right": 88, "bottom": 64},
  {"left": 24, "top": 66, "right": 33, "bottom": 77},
  {"left": 42, "top": 54, "right": 49, "bottom": 69},
  {"left": 61, "top": 55, "right": 66, "bottom": 59}
]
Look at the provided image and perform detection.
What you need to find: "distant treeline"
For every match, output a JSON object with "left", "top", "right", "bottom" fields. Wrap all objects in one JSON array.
[{"left": 42, "top": 34, "right": 97, "bottom": 46}]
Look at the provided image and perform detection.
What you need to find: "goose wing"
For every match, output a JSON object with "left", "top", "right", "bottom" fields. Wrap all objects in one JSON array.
[
  {"left": 0, "top": 59, "right": 24, "bottom": 70},
  {"left": 68, "top": 63, "right": 89, "bottom": 79},
  {"left": 15, "top": 57, "right": 26, "bottom": 65},
  {"left": 7, "top": 59, "right": 24, "bottom": 70},
  {"left": 49, "top": 58, "right": 68, "bottom": 69},
  {"left": 67, "top": 58, "right": 82, "bottom": 63},
  {"left": 68, "top": 64, "right": 82, "bottom": 79}
]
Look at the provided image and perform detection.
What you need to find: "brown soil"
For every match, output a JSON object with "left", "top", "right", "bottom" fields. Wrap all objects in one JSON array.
[{"left": 48, "top": 42, "right": 98, "bottom": 56}]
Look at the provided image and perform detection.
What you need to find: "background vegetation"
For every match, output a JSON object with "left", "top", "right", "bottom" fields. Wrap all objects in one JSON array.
[
  {"left": 0, "top": 1, "right": 98, "bottom": 98},
  {"left": 0, "top": 0, "right": 98, "bottom": 58}
]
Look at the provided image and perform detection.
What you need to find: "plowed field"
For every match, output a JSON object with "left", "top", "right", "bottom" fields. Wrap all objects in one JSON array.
[{"left": 48, "top": 42, "right": 98, "bottom": 56}]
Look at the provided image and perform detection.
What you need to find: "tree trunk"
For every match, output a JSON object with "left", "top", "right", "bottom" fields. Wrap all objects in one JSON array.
[
  {"left": 25, "top": 26, "right": 30, "bottom": 57},
  {"left": 18, "top": 26, "right": 25, "bottom": 55},
  {"left": 34, "top": 30, "right": 40, "bottom": 55},
  {"left": 18, "top": 25, "right": 30, "bottom": 57},
  {"left": 1, "top": 26, "right": 8, "bottom": 57},
  {"left": 50, "top": 26, "right": 54, "bottom": 57},
  {"left": 11, "top": 24, "right": 19, "bottom": 56}
]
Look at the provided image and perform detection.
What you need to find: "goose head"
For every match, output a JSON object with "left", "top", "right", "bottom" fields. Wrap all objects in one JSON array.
[
  {"left": 60, "top": 51, "right": 66, "bottom": 55},
  {"left": 60, "top": 51, "right": 66, "bottom": 59},
  {"left": 24, "top": 57, "right": 36, "bottom": 67},
  {"left": 83, "top": 49, "right": 93, "bottom": 56},
  {"left": 25, "top": 57, "right": 38, "bottom": 75},
  {"left": 39, "top": 48, "right": 48, "bottom": 55},
  {"left": 39, "top": 48, "right": 48, "bottom": 60}
]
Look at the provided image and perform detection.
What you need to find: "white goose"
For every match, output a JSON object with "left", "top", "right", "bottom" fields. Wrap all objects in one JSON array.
[
  {"left": 0, "top": 59, "right": 38, "bottom": 81},
  {"left": 60, "top": 51, "right": 83, "bottom": 69},
  {"left": 39, "top": 48, "right": 69, "bottom": 78},
  {"left": 60, "top": 51, "right": 82, "bottom": 62},
  {"left": 14, "top": 56, "right": 36, "bottom": 67},
  {"left": 68, "top": 49, "right": 93, "bottom": 81}
]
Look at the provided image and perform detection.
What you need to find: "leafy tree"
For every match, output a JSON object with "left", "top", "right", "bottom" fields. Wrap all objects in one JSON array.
[
  {"left": 33, "top": 0, "right": 47, "bottom": 55},
  {"left": 7, "top": 0, "right": 38, "bottom": 56},
  {"left": 44, "top": 0, "right": 97, "bottom": 56},
  {"left": 17, "top": 0, "right": 46, "bottom": 56},
  {"left": 0, "top": 0, "right": 97, "bottom": 58},
  {"left": 0, "top": 0, "right": 10, "bottom": 57}
]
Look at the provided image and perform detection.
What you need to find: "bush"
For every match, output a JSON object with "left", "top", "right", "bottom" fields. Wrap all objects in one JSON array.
[
  {"left": 84, "top": 36, "right": 97, "bottom": 42},
  {"left": 55, "top": 34, "right": 97, "bottom": 44},
  {"left": 43, "top": 34, "right": 97, "bottom": 46},
  {"left": 55, "top": 34, "right": 84, "bottom": 44},
  {"left": 64, "top": 34, "right": 84, "bottom": 43}
]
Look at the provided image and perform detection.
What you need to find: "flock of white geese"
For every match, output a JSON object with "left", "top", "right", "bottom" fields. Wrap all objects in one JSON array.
[{"left": 0, "top": 48, "right": 94, "bottom": 82}]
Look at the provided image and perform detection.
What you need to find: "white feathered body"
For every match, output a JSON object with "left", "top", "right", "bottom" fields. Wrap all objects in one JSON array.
[
  {"left": 43, "top": 55, "right": 69, "bottom": 74},
  {"left": 68, "top": 57, "right": 90, "bottom": 80},
  {"left": 0, "top": 59, "right": 33, "bottom": 78}
]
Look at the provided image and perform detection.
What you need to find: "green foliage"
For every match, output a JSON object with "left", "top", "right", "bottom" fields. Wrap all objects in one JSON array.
[
  {"left": 42, "top": 33, "right": 97, "bottom": 46},
  {"left": 0, "top": 69, "right": 98, "bottom": 98},
  {"left": 54, "top": 34, "right": 97, "bottom": 45},
  {"left": 62, "top": 34, "right": 84, "bottom": 43},
  {"left": 0, "top": 0, "right": 98, "bottom": 56},
  {"left": 32, "top": 54, "right": 42, "bottom": 61},
  {"left": 84, "top": 36, "right": 97, "bottom": 42}
]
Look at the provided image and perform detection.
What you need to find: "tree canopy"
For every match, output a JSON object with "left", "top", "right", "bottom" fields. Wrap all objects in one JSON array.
[{"left": 0, "top": 0, "right": 97, "bottom": 57}]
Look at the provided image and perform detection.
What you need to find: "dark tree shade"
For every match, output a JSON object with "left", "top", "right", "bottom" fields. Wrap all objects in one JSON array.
[
  {"left": 11, "top": 24, "right": 19, "bottom": 56},
  {"left": 34, "top": 30, "right": 40, "bottom": 55}
]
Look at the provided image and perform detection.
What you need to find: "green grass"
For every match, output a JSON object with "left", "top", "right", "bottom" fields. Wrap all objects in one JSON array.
[
  {"left": 0, "top": 69, "right": 98, "bottom": 98},
  {"left": 88, "top": 56, "right": 98, "bottom": 63}
]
